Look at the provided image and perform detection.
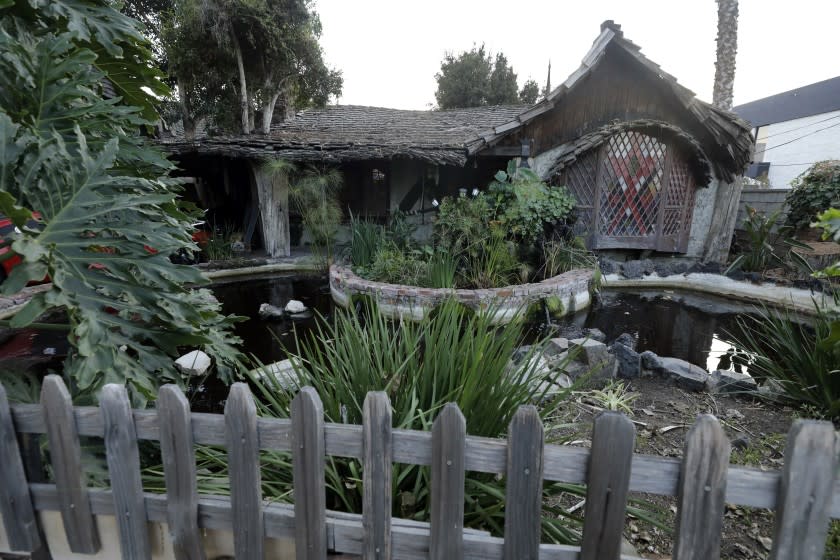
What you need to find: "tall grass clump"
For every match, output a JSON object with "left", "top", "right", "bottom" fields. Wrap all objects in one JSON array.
[
  {"left": 246, "top": 299, "right": 583, "bottom": 542},
  {"left": 349, "top": 213, "right": 382, "bottom": 269},
  {"left": 729, "top": 302, "right": 840, "bottom": 417}
]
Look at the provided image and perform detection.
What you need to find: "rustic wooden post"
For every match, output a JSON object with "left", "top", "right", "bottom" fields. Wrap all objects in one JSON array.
[
  {"left": 41, "top": 375, "right": 100, "bottom": 554},
  {"left": 158, "top": 385, "right": 205, "bottom": 560},
  {"left": 362, "top": 392, "right": 392, "bottom": 560},
  {"left": 673, "top": 414, "right": 730, "bottom": 560},
  {"left": 770, "top": 419, "right": 838, "bottom": 560},
  {"left": 503, "top": 405, "right": 544, "bottom": 560},
  {"left": 430, "top": 403, "right": 466, "bottom": 560},
  {"left": 225, "top": 383, "right": 263, "bottom": 560},
  {"left": 580, "top": 412, "right": 635, "bottom": 560},
  {"left": 0, "top": 383, "right": 41, "bottom": 552},
  {"left": 100, "top": 384, "right": 151, "bottom": 560},
  {"left": 291, "top": 386, "right": 327, "bottom": 560}
]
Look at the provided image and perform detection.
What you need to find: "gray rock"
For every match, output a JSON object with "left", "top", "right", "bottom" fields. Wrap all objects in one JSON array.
[
  {"left": 613, "top": 343, "right": 641, "bottom": 379},
  {"left": 621, "top": 259, "right": 654, "bottom": 279},
  {"left": 640, "top": 350, "right": 662, "bottom": 373},
  {"left": 258, "top": 303, "right": 285, "bottom": 320},
  {"left": 711, "top": 370, "right": 758, "bottom": 394},
  {"left": 585, "top": 328, "right": 607, "bottom": 342},
  {"left": 598, "top": 256, "right": 621, "bottom": 274},
  {"left": 613, "top": 332, "right": 636, "bottom": 350},
  {"left": 175, "top": 350, "right": 212, "bottom": 376},
  {"left": 654, "top": 259, "right": 690, "bottom": 277},
  {"left": 569, "top": 338, "right": 609, "bottom": 366},
  {"left": 511, "top": 345, "right": 533, "bottom": 365},
  {"left": 657, "top": 357, "right": 709, "bottom": 392},
  {"left": 543, "top": 337, "right": 570, "bottom": 359}
]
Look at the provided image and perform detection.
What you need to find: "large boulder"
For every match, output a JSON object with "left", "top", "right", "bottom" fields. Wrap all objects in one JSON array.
[
  {"left": 543, "top": 338, "right": 570, "bottom": 359},
  {"left": 621, "top": 259, "right": 654, "bottom": 279},
  {"left": 640, "top": 350, "right": 662, "bottom": 374},
  {"left": 710, "top": 369, "right": 758, "bottom": 394},
  {"left": 613, "top": 332, "right": 636, "bottom": 350},
  {"left": 612, "top": 343, "right": 641, "bottom": 379},
  {"left": 569, "top": 338, "right": 616, "bottom": 383},
  {"left": 175, "top": 350, "right": 212, "bottom": 376},
  {"left": 656, "top": 357, "right": 709, "bottom": 392}
]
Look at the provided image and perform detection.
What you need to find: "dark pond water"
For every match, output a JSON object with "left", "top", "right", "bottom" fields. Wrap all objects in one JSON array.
[
  {"left": 210, "top": 273, "right": 333, "bottom": 365},
  {"left": 555, "top": 290, "right": 753, "bottom": 373}
]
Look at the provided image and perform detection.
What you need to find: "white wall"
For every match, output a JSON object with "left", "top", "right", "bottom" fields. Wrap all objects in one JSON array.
[{"left": 756, "top": 109, "right": 840, "bottom": 188}]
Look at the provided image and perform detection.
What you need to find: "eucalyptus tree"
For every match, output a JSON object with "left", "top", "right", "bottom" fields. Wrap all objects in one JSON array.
[
  {"left": 161, "top": 0, "right": 342, "bottom": 135},
  {"left": 435, "top": 45, "right": 523, "bottom": 109},
  {"left": 0, "top": 0, "right": 244, "bottom": 405}
]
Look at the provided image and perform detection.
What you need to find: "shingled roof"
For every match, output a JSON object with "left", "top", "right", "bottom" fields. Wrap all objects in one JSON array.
[
  {"left": 159, "top": 104, "right": 527, "bottom": 166},
  {"left": 466, "top": 21, "right": 755, "bottom": 182}
]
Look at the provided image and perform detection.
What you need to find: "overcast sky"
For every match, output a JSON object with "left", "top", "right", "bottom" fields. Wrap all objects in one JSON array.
[{"left": 315, "top": 0, "right": 840, "bottom": 110}]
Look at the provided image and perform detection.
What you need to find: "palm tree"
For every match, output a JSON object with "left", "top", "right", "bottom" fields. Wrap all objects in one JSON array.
[{"left": 712, "top": 0, "right": 739, "bottom": 110}]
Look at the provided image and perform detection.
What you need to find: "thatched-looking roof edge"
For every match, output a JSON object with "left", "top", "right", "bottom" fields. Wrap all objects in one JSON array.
[
  {"left": 160, "top": 141, "right": 469, "bottom": 167},
  {"left": 542, "top": 119, "right": 714, "bottom": 185}
]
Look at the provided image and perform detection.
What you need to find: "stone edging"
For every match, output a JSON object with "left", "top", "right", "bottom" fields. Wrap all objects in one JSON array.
[
  {"left": 329, "top": 265, "right": 596, "bottom": 324},
  {"left": 602, "top": 272, "right": 836, "bottom": 316}
]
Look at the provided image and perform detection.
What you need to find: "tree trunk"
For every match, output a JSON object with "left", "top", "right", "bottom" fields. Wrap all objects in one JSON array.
[
  {"left": 712, "top": 0, "right": 739, "bottom": 110},
  {"left": 230, "top": 31, "right": 251, "bottom": 134},
  {"left": 249, "top": 161, "right": 290, "bottom": 257},
  {"left": 262, "top": 90, "right": 281, "bottom": 134},
  {"left": 177, "top": 78, "right": 196, "bottom": 140}
]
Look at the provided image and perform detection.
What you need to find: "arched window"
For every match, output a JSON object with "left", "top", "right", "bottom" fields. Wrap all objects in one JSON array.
[{"left": 560, "top": 130, "right": 698, "bottom": 253}]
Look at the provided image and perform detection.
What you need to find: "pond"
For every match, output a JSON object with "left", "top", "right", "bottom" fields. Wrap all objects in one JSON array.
[{"left": 554, "top": 290, "right": 755, "bottom": 374}]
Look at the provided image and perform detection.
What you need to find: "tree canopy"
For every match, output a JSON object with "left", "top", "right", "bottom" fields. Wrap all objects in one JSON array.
[
  {"left": 0, "top": 0, "right": 243, "bottom": 405},
  {"left": 434, "top": 45, "right": 540, "bottom": 109},
  {"left": 148, "top": 0, "right": 343, "bottom": 136}
]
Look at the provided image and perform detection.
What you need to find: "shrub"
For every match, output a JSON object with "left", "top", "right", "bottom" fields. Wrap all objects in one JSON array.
[
  {"left": 785, "top": 160, "right": 840, "bottom": 231},
  {"left": 433, "top": 192, "right": 495, "bottom": 256},
  {"left": 488, "top": 161, "right": 576, "bottom": 243},
  {"left": 367, "top": 244, "right": 428, "bottom": 286}
]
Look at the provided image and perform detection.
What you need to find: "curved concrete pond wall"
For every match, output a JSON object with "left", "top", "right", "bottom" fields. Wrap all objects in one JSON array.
[{"left": 329, "top": 265, "right": 597, "bottom": 324}]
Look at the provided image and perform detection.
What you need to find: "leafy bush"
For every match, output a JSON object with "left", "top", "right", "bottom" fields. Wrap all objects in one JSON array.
[
  {"left": 488, "top": 161, "right": 576, "bottom": 243},
  {"left": 433, "top": 192, "right": 495, "bottom": 256},
  {"left": 248, "top": 299, "right": 581, "bottom": 542},
  {"left": 727, "top": 206, "right": 813, "bottom": 275},
  {"left": 785, "top": 160, "right": 840, "bottom": 231},
  {"left": 367, "top": 244, "right": 428, "bottom": 286}
]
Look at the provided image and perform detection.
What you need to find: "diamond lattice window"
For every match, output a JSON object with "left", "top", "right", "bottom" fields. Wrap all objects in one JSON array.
[{"left": 562, "top": 130, "right": 697, "bottom": 252}]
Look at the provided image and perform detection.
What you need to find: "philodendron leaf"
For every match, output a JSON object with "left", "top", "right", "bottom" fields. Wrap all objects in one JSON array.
[{"left": 0, "top": 191, "right": 32, "bottom": 227}]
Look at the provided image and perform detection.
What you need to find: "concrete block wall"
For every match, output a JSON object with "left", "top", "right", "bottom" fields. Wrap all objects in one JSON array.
[{"left": 735, "top": 188, "right": 791, "bottom": 229}]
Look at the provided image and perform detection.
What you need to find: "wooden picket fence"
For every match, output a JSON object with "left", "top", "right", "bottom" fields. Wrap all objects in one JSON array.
[{"left": 1, "top": 375, "right": 839, "bottom": 560}]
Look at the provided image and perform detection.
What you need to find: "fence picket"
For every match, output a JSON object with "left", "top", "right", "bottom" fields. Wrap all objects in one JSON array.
[
  {"left": 363, "top": 392, "right": 392, "bottom": 560},
  {"left": 40, "top": 375, "right": 100, "bottom": 554},
  {"left": 770, "top": 419, "right": 838, "bottom": 559},
  {"left": 503, "top": 405, "right": 544, "bottom": 560},
  {"left": 100, "top": 384, "right": 150, "bottom": 560},
  {"left": 225, "top": 382, "right": 263, "bottom": 560},
  {"left": 158, "top": 385, "right": 205, "bottom": 560},
  {"left": 0, "top": 383, "right": 41, "bottom": 552},
  {"left": 673, "top": 415, "right": 730, "bottom": 560},
  {"left": 291, "top": 386, "right": 327, "bottom": 560},
  {"left": 430, "top": 402, "right": 466, "bottom": 560},
  {"left": 580, "top": 412, "right": 635, "bottom": 560}
]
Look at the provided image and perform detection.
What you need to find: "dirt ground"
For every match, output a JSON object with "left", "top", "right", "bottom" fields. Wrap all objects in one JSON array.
[{"left": 548, "top": 376, "right": 840, "bottom": 560}]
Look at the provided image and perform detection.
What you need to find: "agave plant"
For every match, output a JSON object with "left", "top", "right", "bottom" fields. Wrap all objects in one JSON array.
[{"left": 0, "top": 0, "right": 244, "bottom": 405}]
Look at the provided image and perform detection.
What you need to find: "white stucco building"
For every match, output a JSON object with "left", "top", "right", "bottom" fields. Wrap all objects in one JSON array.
[{"left": 733, "top": 76, "right": 840, "bottom": 188}]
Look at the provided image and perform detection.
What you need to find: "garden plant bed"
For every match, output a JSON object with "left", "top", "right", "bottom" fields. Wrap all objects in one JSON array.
[{"left": 550, "top": 377, "right": 839, "bottom": 559}]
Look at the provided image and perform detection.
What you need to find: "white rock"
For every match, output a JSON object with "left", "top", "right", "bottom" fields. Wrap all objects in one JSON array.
[
  {"left": 175, "top": 350, "right": 212, "bottom": 376},
  {"left": 253, "top": 358, "right": 300, "bottom": 390},
  {"left": 284, "top": 299, "right": 307, "bottom": 314},
  {"left": 258, "top": 303, "right": 285, "bottom": 319}
]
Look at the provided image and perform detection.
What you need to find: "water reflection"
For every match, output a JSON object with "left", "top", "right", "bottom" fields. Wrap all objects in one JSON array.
[{"left": 559, "top": 291, "right": 750, "bottom": 373}]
